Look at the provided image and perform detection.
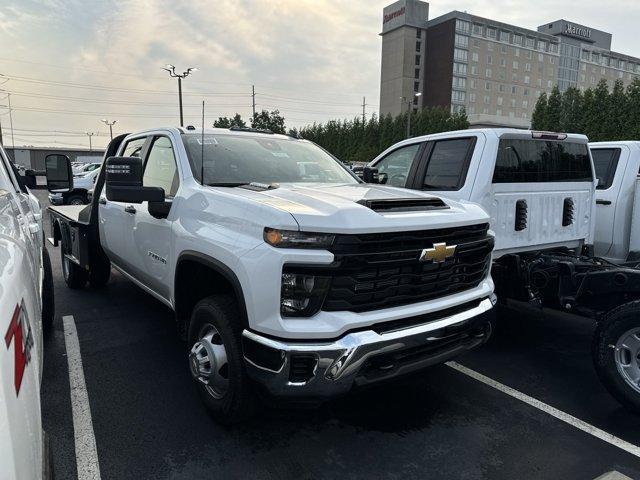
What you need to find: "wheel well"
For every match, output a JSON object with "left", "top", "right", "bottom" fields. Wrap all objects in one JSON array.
[{"left": 174, "top": 257, "right": 248, "bottom": 332}]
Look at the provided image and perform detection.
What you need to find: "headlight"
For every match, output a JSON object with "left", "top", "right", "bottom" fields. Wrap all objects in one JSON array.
[
  {"left": 281, "top": 271, "right": 330, "bottom": 317},
  {"left": 264, "top": 228, "right": 334, "bottom": 249}
]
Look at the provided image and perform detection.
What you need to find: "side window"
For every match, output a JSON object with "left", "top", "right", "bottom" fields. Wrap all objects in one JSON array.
[
  {"left": 422, "top": 138, "right": 473, "bottom": 190},
  {"left": 143, "top": 137, "right": 179, "bottom": 198},
  {"left": 122, "top": 138, "right": 146, "bottom": 158},
  {"left": 591, "top": 148, "right": 620, "bottom": 190},
  {"left": 375, "top": 144, "right": 421, "bottom": 187}
]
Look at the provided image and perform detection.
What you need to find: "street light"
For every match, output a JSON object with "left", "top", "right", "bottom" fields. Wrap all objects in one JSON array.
[
  {"left": 400, "top": 92, "right": 422, "bottom": 139},
  {"left": 85, "top": 132, "right": 95, "bottom": 151},
  {"left": 162, "top": 64, "right": 197, "bottom": 127},
  {"left": 101, "top": 119, "right": 117, "bottom": 140}
]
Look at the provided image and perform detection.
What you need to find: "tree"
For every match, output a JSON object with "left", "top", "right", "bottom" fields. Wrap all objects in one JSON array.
[
  {"left": 608, "top": 79, "right": 627, "bottom": 140},
  {"left": 559, "top": 86, "right": 583, "bottom": 133},
  {"left": 546, "top": 86, "right": 562, "bottom": 132},
  {"left": 531, "top": 92, "right": 548, "bottom": 130},
  {"left": 213, "top": 113, "right": 246, "bottom": 128},
  {"left": 251, "top": 109, "right": 286, "bottom": 134}
]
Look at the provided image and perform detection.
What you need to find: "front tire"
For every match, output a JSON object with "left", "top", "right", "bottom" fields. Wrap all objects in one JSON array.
[
  {"left": 66, "top": 194, "right": 86, "bottom": 205},
  {"left": 593, "top": 301, "right": 640, "bottom": 413},
  {"left": 187, "top": 295, "right": 256, "bottom": 424}
]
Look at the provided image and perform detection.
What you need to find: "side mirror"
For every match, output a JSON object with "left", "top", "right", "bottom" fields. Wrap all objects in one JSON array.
[
  {"left": 45, "top": 154, "right": 73, "bottom": 193},
  {"left": 362, "top": 166, "right": 380, "bottom": 184},
  {"left": 105, "top": 156, "right": 165, "bottom": 203}
]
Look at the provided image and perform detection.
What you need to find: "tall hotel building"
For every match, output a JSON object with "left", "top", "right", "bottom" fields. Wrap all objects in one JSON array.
[{"left": 379, "top": 0, "right": 640, "bottom": 128}]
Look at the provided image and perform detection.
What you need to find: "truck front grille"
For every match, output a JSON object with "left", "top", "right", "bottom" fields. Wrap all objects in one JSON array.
[{"left": 316, "top": 223, "right": 493, "bottom": 313}]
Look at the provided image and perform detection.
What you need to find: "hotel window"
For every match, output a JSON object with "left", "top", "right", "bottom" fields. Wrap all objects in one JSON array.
[
  {"left": 415, "top": 68, "right": 420, "bottom": 79},
  {"left": 548, "top": 79, "right": 553, "bottom": 87},
  {"left": 601, "top": 67, "right": 606, "bottom": 75},
  {"left": 510, "top": 98, "right": 516, "bottom": 108},
  {"left": 451, "top": 90, "right": 466, "bottom": 103},
  {"left": 498, "top": 71, "right": 505, "bottom": 80},
  {"left": 469, "top": 93, "right": 476, "bottom": 103},
  {"left": 514, "top": 47, "right": 520, "bottom": 57},
  {"left": 488, "top": 42, "right": 494, "bottom": 51},
  {"left": 456, "top": 19, "right": 471, "bottom": 34},
  {"left": 525, "top": 63, "right": 531, "bottom": 72},
  {"left": 472, "top": 52, "right": 479, "bottom": 62},
  {"left": 509, "top": 111, "right": 515, "bottom": 118},
  {"left": 500, "top": 31, "right": 509, "bottom": 42},
  {"left": 619, "top": 60, "right": 625, "bottom": 69},
  {"left": 416, "top": 29, "right": 422, "bottom": 39},
  {"left": 524, "top": 75, "right": 530, "bottom": 84},
  {"left": 581, "top": 50, "right": 589, "bottom": 60},
  {"left": 485, "top": 81, "right": 492, "bottom": 90},
  {"left": 513, "top": 34, "right": 523, "bottom": 45},
  {"left": 537, "top": 78, "right": 542, "bottom": 87},
  {"left": 414, "top": 81, "right": 420, "bottom": 91},
  {"left": 471, "top": 65, "right": 478, "bottom": 75},
  {"left": 538, "top": 53, "right": 544, "bottom": 62},
  {"left": 455, "top": 34, "right": 469, "bottom": 48},
  {"left": 486, "top": 68, "right": 492, "bottom": 78},
  {"left": 487, "top": 27, "right": 496, "bottom": 39},
  {"left": 513, "top": 61, "right": 519, "bottom": 70},
  {"left": 468, "top": 106, "right": 475, "bottom": 114},
  {"left": 501, "top": 45, "right": 508, "bottom": 54},
  {"left": 499, "top": 84, "right": 505, "bottom": 92},
  {"left": 416, "top": 41, "right": 421, "bottom": 52},
  {"left": 454, "top": 48, "right": 468, "bottom": 62},
  {"left": 550, "top": 43, "right": 558, "bottom": 53},
  {"left": 525, "top": 37, "right": 534, "bottom": 48},
  {"left": 484, "top": 95, "right": 491, "bottom": 104},
  {"left": 453, "top": 76, "right": 466, "bottom": 89},
  {"left": 473, "top": 39, "right": 480, "bottom": 48},
  {"left": 549, "top": 68, "right": 554, "bottom": 76},
  {"left": 526, "top": 50, "right": 532, "bottom": 60},
  {"left": 511, "top": 86, "right": 518, "bottom": 94},
  {"left": 524, "top": 88, "right": 529, "bottom": 96},
  {"left": 522, "top": 112, "right": 528, "bottom": 119},
  {"left": 453, "top": 62, "right": 468, "bottom": 75},
  {"left": 537, "top": 41, "right": 546, "bottom": 51},
  {"left": 415, "top": 55, "right": 420, "bottom": 65},
  {"left": 473, "top": 23, "right": 482, "bottom": 35},
  {"left": 469, "top": 78, "right": 476, "bottom": 88},
  {"left": 581, "top": 64, "right": 586, "bottom": 71},
  {"left": 487, "top": 55, "right": 493, "bottom": 65},
  {"left": 496, "top": 108, "right": 502, "bottom": 116},
  {"left": 497, "top": 96, "right": 503, "bottom": 106},
  {"left": 619, "top": 71, "right": 624, "bottom": 78},
  {"left": 536, "top": 90, "right": 541, "bottom": 97},
  {"left": 482, "top": 107, "right": 489, "bottom": 114},
  {"left": 580, "top": 74, "right": 585, "bottom": 82},
  {"left": 512, "top": 73, "right": 518, "bottom": 82},
  {"left": 549, "top": 57, "right": 555, "bottom": 65},
  {"left": 500, "top": 58, "right": 506, "bottom": 67}
]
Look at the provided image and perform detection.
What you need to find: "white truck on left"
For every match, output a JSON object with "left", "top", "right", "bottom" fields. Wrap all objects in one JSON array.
[{"left": 0, "top": 144, "right": 55, "bottom": 479}]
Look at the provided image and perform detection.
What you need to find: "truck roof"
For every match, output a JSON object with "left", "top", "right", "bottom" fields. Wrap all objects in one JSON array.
[
  {"left": 589, "top": 140, "right": 640, "bottom": 147},
  {"left": 126, "top": 126, "right": 300, "bottom": 142},
  {"left": 396, "top": 128, "right": 588, "bottom": 146}
]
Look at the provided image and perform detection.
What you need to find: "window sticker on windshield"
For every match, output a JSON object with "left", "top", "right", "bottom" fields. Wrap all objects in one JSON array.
[
  {"left": 196, "top": 137, "right": 218, "bottom": 145},
  {"left": 271, "top": 152, "right": 289, "bottom": 158}
]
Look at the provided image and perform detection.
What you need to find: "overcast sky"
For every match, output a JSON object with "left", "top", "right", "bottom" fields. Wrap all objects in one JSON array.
[{"left": 1, "top": 0, "right": 639, "bottom": 150}]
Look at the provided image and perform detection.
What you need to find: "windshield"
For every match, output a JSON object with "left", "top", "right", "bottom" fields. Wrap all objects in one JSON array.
[{"left": 182, "top": 133, "right": 358, "bottom": 185}]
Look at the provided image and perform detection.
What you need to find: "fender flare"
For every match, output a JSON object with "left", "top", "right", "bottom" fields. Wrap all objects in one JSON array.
[{"left": 174, "top": 251, "right": 249, "bottom": 327}]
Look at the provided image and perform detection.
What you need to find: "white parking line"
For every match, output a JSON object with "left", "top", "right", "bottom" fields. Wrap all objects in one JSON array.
[
  {"left": 446, "top": 361, "right": 640, "bottom": 459},
  {"left": 63, "top": 315, "right": 102, "bottom": 480}
]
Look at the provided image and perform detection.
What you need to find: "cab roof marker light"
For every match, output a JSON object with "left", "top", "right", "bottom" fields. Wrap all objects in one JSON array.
[{"left": 531, "top": 131, "right": 567, "bottom": 140}]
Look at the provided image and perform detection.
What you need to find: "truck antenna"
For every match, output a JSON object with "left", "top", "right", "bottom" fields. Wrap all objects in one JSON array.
[{"left": 201, "top": 100, "right": 205, "bottom": 185}]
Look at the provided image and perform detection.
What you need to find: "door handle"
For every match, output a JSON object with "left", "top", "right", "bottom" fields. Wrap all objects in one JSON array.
[
  {"left": 596, "top": 199, "right": 612, "bottom": 205},
  {"left": 124, "top": 205, "right": 136, "bottom": 214},
  {"left": 98, "top": 198, "right": 106, "bottom": 205}
]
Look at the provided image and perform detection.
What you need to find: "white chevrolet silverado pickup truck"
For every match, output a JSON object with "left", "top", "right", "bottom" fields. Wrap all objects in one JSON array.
[
  {"left": 45, "top": 127, "right": 495, "bottom": 423},
  {"left": 367, "top": 129, "right": 640, "bottom": 413},
  {"left": 0, "top": 143, "right": 54, "bottom": 479}
]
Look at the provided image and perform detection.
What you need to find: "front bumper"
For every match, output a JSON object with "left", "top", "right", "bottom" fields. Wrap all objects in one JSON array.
[
  {"left": 48, "top": 193, "right": 64, "bottom": 205},
  {"left": 242, "top": 296, "right": 495, "bottom": 398}
]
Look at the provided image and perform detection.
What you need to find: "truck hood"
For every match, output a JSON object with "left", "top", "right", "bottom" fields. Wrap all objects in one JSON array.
[{"left": 225, "top": 183, "right": 489, "bottom": 233}]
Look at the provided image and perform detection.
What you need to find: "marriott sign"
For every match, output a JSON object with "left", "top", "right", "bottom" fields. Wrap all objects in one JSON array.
[{"left": 565, "top": 23, "right": 592, "bottom": 40}]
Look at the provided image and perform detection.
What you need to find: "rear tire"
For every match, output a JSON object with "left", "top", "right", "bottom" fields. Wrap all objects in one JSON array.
[
  {"left": 593, "top": 301, "right": 640, "bottom": 413},
  {"left": 42, "top": 246, "right": 55, "bottom": 338},
  {"left": 187, "top": 294, "right": 257, "bottom": 424},
  {"left": 66, "top": 194, "right": 86, "bottom": 205},
  {"left": 60, "top": 234, "right": 87, "bottom": 289}
]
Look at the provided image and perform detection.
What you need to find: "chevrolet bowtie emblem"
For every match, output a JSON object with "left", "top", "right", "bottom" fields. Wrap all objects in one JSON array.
[{"left": 420, "top": 242, "right": 456, "bottom": 263}]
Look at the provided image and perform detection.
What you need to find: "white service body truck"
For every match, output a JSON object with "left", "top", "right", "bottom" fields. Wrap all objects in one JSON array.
[
  {"left": 45, "top": 127, "right": 496, "bottom": 424},
  {"left": 368, "top": 128, "right": 640, "bottom": 413},
  {"left": 0, "top": 144, "right": 54, "bottom": 479},
  {"left": 589, "top": 141, "right": 640, "bottom": 263}
]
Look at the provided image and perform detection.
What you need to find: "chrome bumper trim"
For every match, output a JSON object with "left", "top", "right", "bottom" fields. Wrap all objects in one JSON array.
[{"left": 242, "top": 297, "right": 494, "bottom": 398}]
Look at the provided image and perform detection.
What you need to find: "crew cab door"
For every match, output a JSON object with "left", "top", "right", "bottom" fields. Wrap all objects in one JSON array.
[
  {"left": 99, "top": 136, "right": 148, "bottom": 266},
  {"left": 591, "top": 146, "right": 627, "bottom": 258},
  {"left": 126, "top": 135, "right": 180, "bottom": 300}
]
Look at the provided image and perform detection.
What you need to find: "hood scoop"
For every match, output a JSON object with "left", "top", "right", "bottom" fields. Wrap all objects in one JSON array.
[
  {"left": 358, "top": 197, "right": 449, "bottom": 213},
  {"left": 239, "top": 182, "right": 280, "bottom": 192}
]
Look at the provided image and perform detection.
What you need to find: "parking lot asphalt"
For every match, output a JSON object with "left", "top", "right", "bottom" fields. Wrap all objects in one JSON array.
[{"left": 36, "top": 190, "right": 640, "bottom": 480}]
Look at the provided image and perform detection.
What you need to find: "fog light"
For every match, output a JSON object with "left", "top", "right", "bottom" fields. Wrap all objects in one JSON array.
[{"left": 280, "top": 272, "right": 330, "bottom": 317}]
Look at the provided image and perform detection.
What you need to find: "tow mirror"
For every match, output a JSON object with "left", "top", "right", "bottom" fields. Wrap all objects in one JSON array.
[
  {"left": 45, "top": 154, "right": 73, "bottom": 193},
  {"left": 362, "top": 166, "right": 380, "bottom": 184},
  {"left": 105, "top": 156, "right": 165, "bottom": 203}
]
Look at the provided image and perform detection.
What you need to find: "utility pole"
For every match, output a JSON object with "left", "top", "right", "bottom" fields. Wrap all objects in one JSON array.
[
  {"left": 7, "top": 93, "right": 14, "bottom": 148},
  {"left": 85, "top": 132, "right": 95, "bottom": 151},
  {"left": 0, "top": 116, "right": 3, "bottom": 146},
  {"left": 162, "top": 65, "right": 197, "bottom": 127},
  {"left": 101, "top": 119, "right": 117, "bottom": 140},
  {"left": 252, "top": 85, "right": 256, "bottom": 120},
  {"left": 361, "top": 96, "right": 366, "bottom": 125}
]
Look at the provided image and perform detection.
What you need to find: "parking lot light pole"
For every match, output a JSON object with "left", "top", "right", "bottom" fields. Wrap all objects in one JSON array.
[
  {"left": 85, "top": 131, "right": 95, "bottom": 151},
  {"left": 162, "top": 65, "right": 197, "bottom": 127},
  {"left": 101, "top": 119, "right": 117, "bottom": 140},
  {"left": 401, "top": 92, "right": 422, "bottom": 139}
]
